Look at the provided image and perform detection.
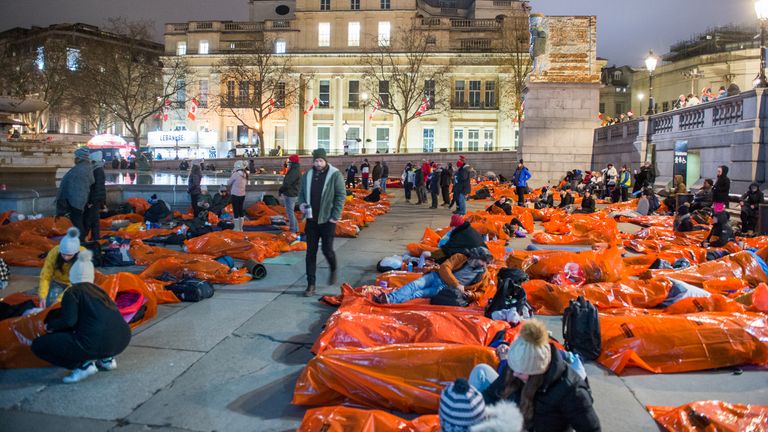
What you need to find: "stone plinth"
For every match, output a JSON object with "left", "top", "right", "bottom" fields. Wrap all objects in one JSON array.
[{"left": 0, "top": 140, "right": 77, "bottom": 187}]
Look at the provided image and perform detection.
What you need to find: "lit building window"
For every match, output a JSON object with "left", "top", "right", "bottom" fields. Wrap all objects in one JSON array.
[
  {"left": 376, "top": 127, "right": 389, "bottom": 153},
  {"left": 35, "top": 46, "right": 44, "bottom": 70},
  {"left": 453, "top": 129, "right": 463, "bottom": 151},
  {"left": 468, "top": 129, "right": 479, "bottom": 151},
  {"left": 275, "top": 39, "right": 287, "bottom": 54},
  {"left": 199, "top": 40, "right": 209, "bottom": 54},
  {"left": 484, "top": 81, "right": 496, "bottom": 108},
  {"left": 319, "top": 80, "right": 331, "bottom": 107},
  {"left": 318, "top": 23, "right": 331, "bottom": 47},
  {"left": 176, "top": 41, "right": 187, "bottom": 55},
  {"left": 199, "top": 79, "right": 208, "bottom": 108},
  {"left": 317, "top": 126, "right": 331, "bottom": 150},
  {"left": 483, "top": 129, "right": 494, "bottom": 151},
  {"left": 378, "top": 22, "right": 391, "bottom": 47},
  {"left": 348, "top": 22, "right": 360, "bottom": 47},
  {"left": 66, "top": 47, "right": 80, "bottom": 71},
  {"left": 423, "top": 128, "right": 434, "bottom": 152},
  {"left": 468, "top": 80, "right": 481, "bottom": 108}
]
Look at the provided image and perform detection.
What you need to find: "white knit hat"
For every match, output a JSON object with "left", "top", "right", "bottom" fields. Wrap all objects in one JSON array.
[
  {"left": 69, "top": 249, "right": 95, "bottom": 284},
  {"left": 507, "top": 320, "right": 551, "bottom": 376},
  {"left": 59, "top": 227, "right": 81, "bottom": 255}
]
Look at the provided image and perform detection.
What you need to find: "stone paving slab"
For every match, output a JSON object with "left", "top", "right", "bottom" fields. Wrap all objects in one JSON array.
[{"left": 0, "top": 409, "right": 116, "bottom": 432}]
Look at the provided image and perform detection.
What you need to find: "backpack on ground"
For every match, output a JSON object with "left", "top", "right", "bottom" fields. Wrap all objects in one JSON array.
[
  {"left": 166, "top": 278, "right": 215, "bottom": 302},
  {"left": 102, "top": 245, "right": 136, "bottom": 267},
  {"left": 262, "top": 194, "right": 280, "bottom": 206},
  {"left": 562, "top": 296, "right": 601, "bottom": 360},
  {"left": 144, "top": 201, "right": 172, "bottom": 223},
  {"left": 486, "top": 267, "right": 532, "bottom": 319}
]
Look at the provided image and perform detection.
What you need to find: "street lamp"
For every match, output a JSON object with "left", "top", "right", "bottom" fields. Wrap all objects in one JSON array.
[
  {"left": 645, "top": 50, "right": 659, "bottom": 116},
  {"left": 755, "top": 0, "right": 768, "bottom": 88},
  {"left": 360, "top": 92, "right": 369, "bottom": 154}
]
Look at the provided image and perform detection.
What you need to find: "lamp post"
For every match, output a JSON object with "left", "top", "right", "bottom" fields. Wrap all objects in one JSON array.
[
  {"left": 360, "top": 92, "right": 369, "bottom": 154},
  {"left": 637, "top": 93, "right": 645, "bottom": 118},
  {"left": 645, "top": 50, "right": 658, "bottom": 116},
  {"left": 173, "top": 135, "right": 181, "bottom": 160},
  {"left": 342, "top": 120, "right": 350, "bottom": 155},
  {"left": 755, "top": 0, "right": 768, "bottom": 88}
]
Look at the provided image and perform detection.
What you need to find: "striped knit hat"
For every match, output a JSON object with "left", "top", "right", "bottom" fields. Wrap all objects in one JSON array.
[{"left": 439, "top": 378, "right": 486, "bottom": 432}]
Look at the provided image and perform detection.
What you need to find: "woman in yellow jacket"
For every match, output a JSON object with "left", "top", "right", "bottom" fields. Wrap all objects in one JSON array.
[{"left": 39, "top": 227, "right": 85, "bottom": 308}]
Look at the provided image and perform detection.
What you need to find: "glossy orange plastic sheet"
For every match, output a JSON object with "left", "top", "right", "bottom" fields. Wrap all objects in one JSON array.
[
  {"left": 97, "top": 272, "right": 160, "bottom": 326},
  {"left": 534, "top": 214, "right": 619, "bottom": 245},
  {"left": 0, "top": 293, "right": 51, "bottom": 369},
  {"left": 523, "top": 279, "right": 670, "bottom": 315},
  {"left": 647, "top": 401, "right": 768, "bottom": 432},
  {"left": 129, "top": 240, "right": 210, "bottom": 265},
  {"left": 647, "top": 251, "right": 768, "bottom": 287},
  {"left": 312, "top": 296, "right": 508, "bottom": 354},
  {"left": 0, "top": 217, "right": 72, "bottom": 244},
  {"left": 292, "top": 344, "right": 498, "bottom": 413},
  {"left": 598, "top": 312, "right": 768, "bottom": 374},
  {"left": 139, "top": 256, "right": 251, "bottom": 284},
  {"left": 298, "top": 406, "right": 440, "bottom": 432},
  {"left": 0, "top": 232, "right": 57, "bottom": 267},
  {"left": 99, "top": 213, "right": 145, "bottom": 229},
  {"left": 184, "top": 231, "right": 276, "bottom": 262},
  {"left": 126, "top": 197, "right": 151, "bottom": 215},
  {"left": 521, "top": 245, "right": 624, "bottom": 283}
]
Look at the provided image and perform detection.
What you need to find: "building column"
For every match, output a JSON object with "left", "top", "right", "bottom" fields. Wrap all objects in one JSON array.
[{"left": 333, "top": 75, "right": 344, "bottom": 154}]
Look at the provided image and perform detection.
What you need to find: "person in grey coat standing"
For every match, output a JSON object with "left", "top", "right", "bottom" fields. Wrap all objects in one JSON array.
[
  {"left": 56, "top": 147, "right": 95, "bottom": 240},
  {"left": 83, "top": 151, "right": 106, "bottom": 241}
]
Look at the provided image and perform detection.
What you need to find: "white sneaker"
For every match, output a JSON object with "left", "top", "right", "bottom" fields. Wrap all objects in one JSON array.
[
  {"left": 63, "top": 362, "right": 98, "bottom": 383},
  {"left": 96, "top": 357, "right": 117, "bottom": 371}
]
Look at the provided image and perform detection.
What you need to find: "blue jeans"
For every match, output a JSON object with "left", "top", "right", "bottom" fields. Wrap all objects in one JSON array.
[
  {"left": 456, "top": 193, "right": 467, "bottom": 215},
  {"left": 282, "top": 195, "right": 298, "bottom": 233},
  {"left": 386, "top": 272, "right": 446, "bottom": 304},
  {"left": 469, "top": 363, "right": 499, "bottom": 393},
  {"left": 380, "top": 177, "right": 388, "bottom": 193}
]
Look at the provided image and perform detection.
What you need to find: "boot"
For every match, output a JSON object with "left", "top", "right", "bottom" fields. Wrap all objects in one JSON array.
[
  {"left": 234, "top": 217, "right": 243, "bottom": 232},
  {"left": 304, "top": 284, "right": 316, "bottom": 297}
]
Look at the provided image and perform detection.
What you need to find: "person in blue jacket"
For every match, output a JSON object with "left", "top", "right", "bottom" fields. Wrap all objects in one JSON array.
[{"left": 512, "top": 160, "right": 532, "bottom": 206}]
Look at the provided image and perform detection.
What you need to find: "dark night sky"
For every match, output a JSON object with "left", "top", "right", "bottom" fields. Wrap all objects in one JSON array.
[{"left": 0, "top": 0, "right": 757, "bottom": 66}]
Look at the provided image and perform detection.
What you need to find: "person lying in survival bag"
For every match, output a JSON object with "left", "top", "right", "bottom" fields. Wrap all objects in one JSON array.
[
  {"left": 486, "top": 196, "right": 513, "bottom": 215},
  {"left": 702, "top": 211, "right": 736, "bottom": 248},
  {"left": 470, "top": 187, "right": 492, "bottom": 200},
  {"left": 430, "top": 215, "right": 487, "bottom": 263}
]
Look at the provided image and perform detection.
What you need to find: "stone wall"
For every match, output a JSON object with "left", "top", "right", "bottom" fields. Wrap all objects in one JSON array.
[
  {"left": 0, "top": 140, "right": 78, "bottom": 187},
  {"left": 591, "top": 119, "right": 645, "bottom": 173}
]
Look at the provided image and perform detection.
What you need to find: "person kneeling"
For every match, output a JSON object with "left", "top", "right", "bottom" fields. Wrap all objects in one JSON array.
[
  {"left": 373, "top": 247, "right": 493, "bottom": 305},
  {"left": 31, "top": 251, "right": 132, "bottom": 383},
  {"left": 572, "top": 190, "right": 596, "bottom": 214},
  {"left": 363, "top": 186, "right": 382, "bottom": 203}
]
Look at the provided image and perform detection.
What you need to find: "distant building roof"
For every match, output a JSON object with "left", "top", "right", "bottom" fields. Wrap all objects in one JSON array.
[{"left": 664, "top": 24, "right": 759, "bottom": 63}]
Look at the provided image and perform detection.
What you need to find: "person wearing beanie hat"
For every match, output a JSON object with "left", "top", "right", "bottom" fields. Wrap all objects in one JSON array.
[
  {"left": 210, "top": 185, "right": 231, "bottom": 216},
  {"left": 84, "top": 150, "right": 107, "bottom": 241},
  {"left": 432, "top": 216, "right": 486, "bottom": 263},
  {"left": 373, "top": 248, "right": 491, "bottom": 305},
  {"left": 37, "top": 227, "right": 86, "bottom": 308},
  {"left": 228, "top": 159, "right": 249, "bottom": 231},
  {"left": 439, "top": 378, "right": 486, "bottom": 432},
  {"left": 468, "top": 320, "right": 601, "bottom": 432},
  {"left": 279, "top": 153, "right": 302, "bottom": 233},
  {"left": 450, "top": 214, "right": 465, "bottom": 228},
  {"left": 298, "top": 147, "right": 345, "bottom": 296},
  {"left": 454, "top": 159, "right": 471, "bottom": 215},
  {"left": 56, "top": 149, "right": 96, "bottom": 239},
  {"left": 31, "top": 249, "right": 132, "bottom": 384}
]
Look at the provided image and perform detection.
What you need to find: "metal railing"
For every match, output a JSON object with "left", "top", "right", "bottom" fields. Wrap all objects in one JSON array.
[{"left": 459, "top": 39, "right": 492, "bottom": 51}]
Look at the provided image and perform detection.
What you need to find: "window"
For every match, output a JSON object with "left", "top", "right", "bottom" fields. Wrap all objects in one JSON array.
[
  {"left": 468, "top": 80, "right": 481, "bottom": 108},
  {"left": 376, "top": 128, "right": 389, "bottom": 153},
  {"left": 320, "top": 0, "right": 330, "bottom": 10},
  {"left": 615, "top": 103, "right": 624, "bottom": 115},
  {"left": 348, "top": 22, "right": 360, "bottom": 47},
  {"left": 662, "top": 101, "right": 669, "bottom": 112},
  {"left": 238, "top": 80, "right": 249, "bottom": 106},
  {"left": 468, "top": 129, "right": 479, "bottom": 151},
  {"left": 378, "top": 80, "right": 389, "bottom": 108},
  {"left": 351, "top": 0, "right": 359, "bottom": 9},
  {"left": 275, "top": 82, "right": 286, "bottom": 107},
  {"left": 35, "top": 46, "right": 44, "bottom": 70},
  {"left": 226, "top": 126, "right": 234, "bottom": 143},
  {"left": 484, "top": 81, "right": 496, "bottom": 108},
  {"left": 275, "top": 39, "right": 286, "bottom": 54},
  {"left": 453, "top": 80, "right": 465, "bottom": 106},
  {"left": 348, "top": 80, "right": 360, "bottom": 107},
  {"left": 483, "top": 129, "right": 494, "bottom": 151},
  {"left": 176, "top": 41, "right": 187, "bottom": 55},
  {"left": 226, "top": 80, "right": 236, "bottom": 105},
  {"left": 380, "top": 0, "right": 390, "bottom": 9},
  {"left": 237, "top": 125, "right": 249, "bottom": 144},
  {"left": 423, "top": 128, "right": 435, "bottom": 152},
  {"left": 378, "top": 22, "right": 391, "bottom": 47},
  {"left": 599, "top": 103, "right": 605, "bottom": 113},
  {"left": 318, "top": 80, "right": 331, "bottom": 107},
  {"left": 424, "top": 79, "right": 435, "bottom": 105},
  {"left": 317, "top": 126, "right": 331, "bottom": 150},
  {"left": 66, "top": 48, "right": 80, "bottom": 71},
  {"left": 176, "top": 79, "right": 186, "bottom": 108},
  {"left": 453, "top": 129, "right": 463, "bottom": 151},
  {"left": 275, "top": 125, "right": 286, "bottom": 149},
  {"left": 199, "top": 79, "right": 208, "bottom": 108},
  {"left": 613, "top": 70, "right": 622, "bottom": 81},
  {"left": 318, "top": 23, "right": 331, "bottom": 47},
  {"left": 199, "top": 40, "right": 209, "bottom": 54}
]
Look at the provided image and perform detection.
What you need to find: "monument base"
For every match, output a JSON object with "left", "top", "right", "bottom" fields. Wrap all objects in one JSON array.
[{"left": 519, "top": 81, "right": 601, "bottom": 187}]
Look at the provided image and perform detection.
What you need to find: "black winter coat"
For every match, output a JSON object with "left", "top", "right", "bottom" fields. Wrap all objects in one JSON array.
[
  {"left": 559, "top": 192, "right": 574, "bottom": 208},
  {"left": 455, "top": 167, "right": 471, "bottom": 195},
  {"left": 440, "top": 169, "right": 452, "bottom": 188},
  {"left": 429, "top": 171, "right": 441, "bottom": 193},
  {"left": 88, "top": 166, "right": 107, "bottom": 206},
  {"left": 279, "top": 162, "right": 301, "bottom": 197},
  {"left": 482, "top": 344, "right": 601, "bottom": 432},
  {"left": 713, "top": 169, "right": 731, "bottom": 204},
  {"left": 414, "top": 168, "right": 425, "bottom": 187},
  {"left": 439, "top": 222, "right": 487, "bottom": 261}
]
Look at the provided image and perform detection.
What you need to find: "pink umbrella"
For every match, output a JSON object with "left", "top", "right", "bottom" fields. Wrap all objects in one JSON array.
[{"left": 87, "top": 134, "right": 136, "bottom": 158}]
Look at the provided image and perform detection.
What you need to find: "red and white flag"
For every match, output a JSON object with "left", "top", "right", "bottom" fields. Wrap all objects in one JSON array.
[
  {"left": 303, "top": 97, "right": 319, "bottom": 115},
  {"left": 368, "top": 97, "right": 381, "bottom": 120},
  {"left": 414, "top": 97, "right": 430, "bottom": 117},
  {"left": 163, "top": 99, "right": 171, "bottom": 122},
  {"left": 267, "top": 98, "right": 276, "bottom": 115},
  {"left": 187, "top": 97, "right": 199, "bottom": 121}
]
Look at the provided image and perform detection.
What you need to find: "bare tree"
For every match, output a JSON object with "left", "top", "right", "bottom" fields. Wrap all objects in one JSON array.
[
  {"left": 0, "top": 39, "right": 72, "bottom": 135},
  {"left": 361, "top": 28, "right": 449, "bottom": 153},
  {"left": 213, "top": 36, "right": 304, "bottom": 156},
  {"left": 500, "top": 15, "right": 533, "bottom": 124},
  {"left": 77, "top": 18, "right": 189, "bottom": 148}
]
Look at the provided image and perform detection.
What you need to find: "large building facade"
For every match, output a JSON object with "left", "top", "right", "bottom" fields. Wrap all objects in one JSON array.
[{"left": 161, "top": 0, "right": 531, "bottom": 158}]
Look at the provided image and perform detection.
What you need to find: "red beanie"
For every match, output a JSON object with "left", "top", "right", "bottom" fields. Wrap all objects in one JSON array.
[
  {"left": 450, "top": 214, "right": 465, "bottom": 228},
  {"left": 456, "top": 160, "right": 464, "bottom": 168},
  {"left": 288, "top": 154, "right": 299, "bottom": 163}
]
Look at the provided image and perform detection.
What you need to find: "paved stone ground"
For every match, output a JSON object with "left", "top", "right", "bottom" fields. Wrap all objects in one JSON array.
[{"left": 1, "top": 196, "right": 766, "bottom": 432}]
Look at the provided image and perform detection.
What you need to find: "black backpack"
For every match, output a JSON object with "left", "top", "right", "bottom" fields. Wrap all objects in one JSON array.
[
  {"left": 263, "top": 194, "right": 280, "bottom": 206},
  {"left": 166, "top": 278, "right": 215, "bottom": 302},
  {"left": 82, "top": 241, "right": 104, "bottom": 268},
  {"left": 102, "top": 247, "right": 136, "bottom": 267},
  {"left": 144, "top": 201, "right": 171, "bottom": 223},
  {"left": 562, "top": 296, "right": 601, "bottom": 360},
  {"left": 486, "top": 267, "right": 532, "bottom": 318}
]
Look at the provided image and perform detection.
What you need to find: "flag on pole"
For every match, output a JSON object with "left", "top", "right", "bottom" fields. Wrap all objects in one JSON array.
[
  {"left": 163, "top": 99, "right": 171, "bottom": 122},
  {"left": 267, "top": 98, "right": 276, "bottom": 115},
  {"left": 303, "top": 97, "right": 319, "bottom": 115},
  {"left": 414, "top": 97, "right": 430, "bottom": 117},
  {"left": 187, "top": 97, "right": 199, "bottom": 121},
  {"left": 368, "top": 97, "right": 381, "bottom": 120}
]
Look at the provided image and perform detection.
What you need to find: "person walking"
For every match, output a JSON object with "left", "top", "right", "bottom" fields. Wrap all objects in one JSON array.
[
  {"left": 345, "top": 162, "right": 358, "bottom": 189},
  {"left": 712, "top": 165, "right": 731, "bottom": 212},
  {"left": 619, "top": 165, "right": 631, "bottom": 202},
  {"left": 279, "top": 154, "right": 301, "bottom": 233},
  {"left": 454, "top": 159, "right": 471, "bottom": 215},
  {"left": 414, "top": 164, "right": 426, "bottom": 205},
  {"left": 360, "top": 159, "right": 370, "bottom": 189},
  {"left": 429, "top": 163, "right": 441, "bottom": 209},
  {"left": 441, "top": 163, "right": 453, "bottom": 206},
  {"left": 56, "top": 148, "right": 95, "bottom": 239},
  {"left": 298, "top": 149, "right": 346, "bottom": 297},
  {"left": 381, "top": 161, "right": 389, "bottom": 193},
  {"left": 188, "top": 164, "right": 203, "bottom": 217},
  {"left": 228, "top": 160, "right": 248, "bottom": 232},
  {"left": 83, "top": 151, "right": 106, "bottom": 241},
  {"left": 402, "top": 163, "right": 414, "bottom": 203},
  {"left": 511, "top": 160, "right": 531, "bottom": 206}
]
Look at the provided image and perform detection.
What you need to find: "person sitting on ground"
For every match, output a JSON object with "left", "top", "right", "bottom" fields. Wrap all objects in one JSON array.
[
  {"left": 507, "top": 218, "right": 528, "bottom": 238},
  {"left": 740, "top": 182, "right": 764, "bottom": 236},
  {"left": 535, "top": 187, "right": 554, "bottom": 209},
  {"left": 38, "top": 228, "right": 86, "bottom": 308},
  {"left": 690, "top": 179, "right": 714, "bottom": 213},
  {"left": 197, "top": 185, "right": 213, "bottom": 212},
  {"left": 373, "top": 247, "right": 493, "bottom": 305},
  {"left": 573, "top": 190, "right": 596, "bottom": 214},
  {"left": 663, "top": 175, "right": 687, "bottom": 212},
  {"left": 558, "top": 186, "right": 574, "bottom": 209},
  {"left": 210, "top": 186, "right": 231, "bottom": 216},
  {"left": 432, "top": 215, "right": 487, "bottom": 263},
  {"left": 673, "top": 204, "right": 705, "bottom": 233},
  {"left": 635, "top": 188, "right": 651, "bottom": 216},
  {"left": 468, "top": 320, "right": 601, "bottom": 432},
  {"left": 363, "top": 185, "right": 382, "bottom": 203},
  {"left": 703, "top": 211, "right": 736, "bottom": 248},
  {"left": 31, "top": 250, "right": 132, "bottom": 384},
  {"left": 487, "top": 196, "right": 513, "bottom": 215}
]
